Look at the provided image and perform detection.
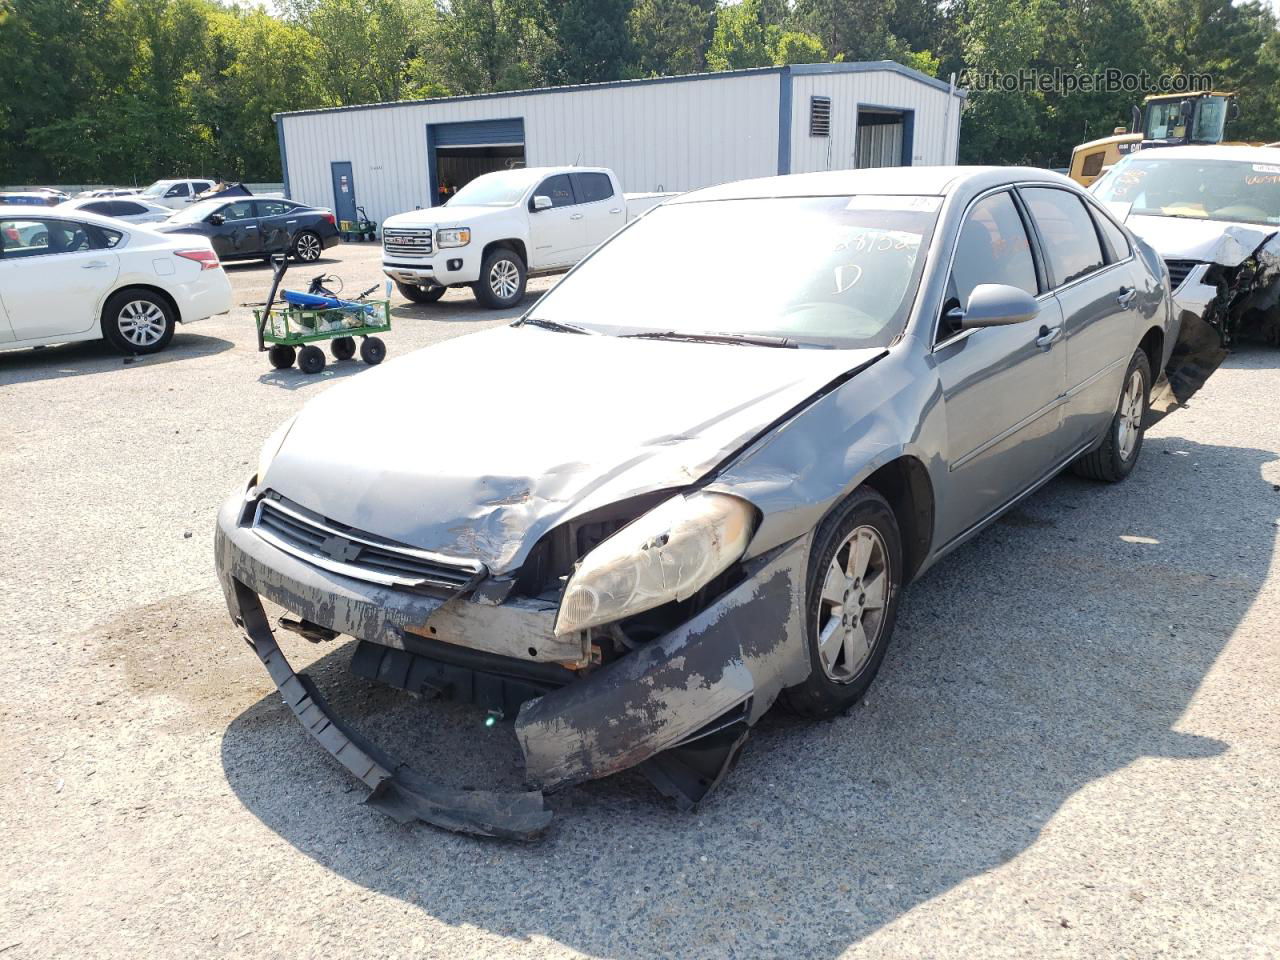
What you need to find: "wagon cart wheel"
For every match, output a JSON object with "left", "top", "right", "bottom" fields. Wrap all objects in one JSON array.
[
  {"left": 330, "top": 336, "right": 356, "bottom": 361},
  {"left": 298, "top": 344, "right": 326, "bottom": 374},
  {"left": 360, "top": 336, "right": 386, "bottom": 365},
  {"left": 268, "top": 344, "right": 296, "bottom": 369}
]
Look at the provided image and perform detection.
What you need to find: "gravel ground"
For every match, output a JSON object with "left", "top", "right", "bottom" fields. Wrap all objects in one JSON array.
[{"left": 1, "top": 243, "right": 1277, "bottom": 959}]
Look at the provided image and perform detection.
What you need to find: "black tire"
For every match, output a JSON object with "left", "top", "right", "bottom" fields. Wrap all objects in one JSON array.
[
  {"left": 360, "top": 336, "right": 386, "bottom": 365},
  {"left": 1071, "top": 348, "right": 1151, "bottom": 482},
  {"left": 330, "top": 336, "right": 356, "bottom": 361},
  {"left": 396, "top": 281, "right": 446, "bottom": 304},
  {"left": 292, "top": 231, "right": 323, "bottom": 263},
  {"left": 268, "top": 344, "right": 296, "bottom": 369},
  {"left": 297, "top": 344, "right": 326, "bottom": 374},
  {"left": 100, "top": 288, "right": 176, "bottom": 355},
  {"left": 781, "top": 487, "right": 904, "bottom": 719},
  {"left": 472, "top": 246, "right": 526, "bottom": 309}
]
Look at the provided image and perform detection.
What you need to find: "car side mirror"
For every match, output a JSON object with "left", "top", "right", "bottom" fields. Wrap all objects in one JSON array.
[
  {"left": 958, "top": 283, "right": 1040, "bottom": 329},
  {"left": 1228, "top": 101, "right": 1240, "bottom": 122},
  {"left": 208, "top": 213, "right": 225, "bottom": 225},
  {"left": 532, "top": 195, "right": 552, "bottom": 211}
]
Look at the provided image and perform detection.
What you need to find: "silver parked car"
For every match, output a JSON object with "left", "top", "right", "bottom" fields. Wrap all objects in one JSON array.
[{"left": 215, "top": 167, "right": 1175, "bottom": 839}]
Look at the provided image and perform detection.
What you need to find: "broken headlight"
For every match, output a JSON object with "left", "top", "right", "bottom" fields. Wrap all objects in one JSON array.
[
  {"left": 256, "top": 414, "right": 296, "bottom": 487},
  {"left": 554, "top": 492, "right": 754, "bottom": 636}
]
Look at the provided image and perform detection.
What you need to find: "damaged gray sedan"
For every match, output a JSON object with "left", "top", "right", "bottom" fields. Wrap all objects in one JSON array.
[{"left": 215, "top": 166, "right": 1175, "bottom": 839}]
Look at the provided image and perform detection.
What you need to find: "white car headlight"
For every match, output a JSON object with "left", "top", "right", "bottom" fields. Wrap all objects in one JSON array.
[
  {"left": 256, "top": 415, "right": 296, "bottom": 487},
  {"left": 554, "top": 492, "right": 754, "bottom": 636},
  {"left": 436, "top": 227, "right": 471, "bottom": 248}
]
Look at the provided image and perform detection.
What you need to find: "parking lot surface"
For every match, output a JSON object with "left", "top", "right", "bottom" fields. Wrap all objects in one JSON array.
[{"left": 1, "top": 243, "right": 1277, "bottom": 959}]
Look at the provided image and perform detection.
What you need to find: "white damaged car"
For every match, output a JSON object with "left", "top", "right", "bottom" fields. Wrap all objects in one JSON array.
[{"left": 1092, "top": 144, "right": 1280, "bottom": 399}]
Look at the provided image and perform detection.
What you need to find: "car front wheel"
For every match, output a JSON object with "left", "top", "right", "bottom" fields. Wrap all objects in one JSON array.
[
  {"left": 782, "top": 486, "right": 903, "bottom": 719},
  {"left": 396, "top": 281, "right": 446, "bottom": 304},
  {"left": 101, "top": 289, "right": 176, "bottom": 355},
  {"left": 1072, "top": 347, "right": 1151, "bottom": 482},
  {"left": 472, "top": 247, "right": 526, "bottom": 309}
]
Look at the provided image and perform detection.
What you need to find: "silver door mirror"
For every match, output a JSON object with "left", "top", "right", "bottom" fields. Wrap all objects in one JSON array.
[
  {"left": 959, "top": 283, "right": 1040, "bottom": 328},
  {"left": 532, "top": 195, "right": 552, "bottom": 211}
]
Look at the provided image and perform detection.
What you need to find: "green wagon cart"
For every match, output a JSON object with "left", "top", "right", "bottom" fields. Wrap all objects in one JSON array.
[{"left": 253, "top": 255, "right": 391, "bottom": 375}]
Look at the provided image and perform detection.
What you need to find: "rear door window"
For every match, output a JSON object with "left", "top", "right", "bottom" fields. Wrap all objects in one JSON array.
[
  {"left": 534, "top": 175, "right": 576, "bottom": 208},
  {"left": 114, "top": 201, "right": 148, "bottom": 216},
  {"left": 572, "top": 172, "right": 614, "bottom": 204},
  {"left": 1020, "top": 187, "right": 1105, "bottom": 286},
  {"left": 82, "top": 201, "right": 114, "bottom": 216},
  {"left": 256, "top": 200, "right": 292, "bottom": 218},
  {"left": 0, "top": 218, "right": 109, "bottom": 258}
]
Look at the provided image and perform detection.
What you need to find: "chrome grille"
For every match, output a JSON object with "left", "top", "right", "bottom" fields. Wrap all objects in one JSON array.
[
  {"left": 252, "top": 495, "right": 483, "bottom": 592},
  {"left": 383, "top": 228, "right": 433, "bottom": 257},
  {"left": 1164, "top": 259, "right": 1201, "bottom": 292}
]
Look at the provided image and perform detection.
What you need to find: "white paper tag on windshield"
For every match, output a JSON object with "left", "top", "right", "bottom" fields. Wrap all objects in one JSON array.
[
  {"left": 1252, "top": 164, "right": 1280, "bottom": 174},
  {"left": 846, "top": 195, "right": 942, "bottom": 213}
]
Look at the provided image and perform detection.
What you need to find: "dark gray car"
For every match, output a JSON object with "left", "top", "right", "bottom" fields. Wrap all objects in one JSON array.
[
  {"left": 214, "top": 166, "right": 1175, "bottom": 839},
  {"left": 157, "top": 197, "right": 339, "bottom": 263}
]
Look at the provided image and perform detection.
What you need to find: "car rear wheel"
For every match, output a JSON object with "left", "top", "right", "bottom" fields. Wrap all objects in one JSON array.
[
  {"left": 292, "top": 231, "right": 323, "bottom": 263},
  {"left": 101, "top": 289, "right": 176, "bottom": 355},
  {"left": 781, "top": 486, "right": 903, "bottom": 719},
  {"left": 396, "top": 281, "right": 446, "bottom": 304},
  {"left": 472, "top": 247, "right": 526, "bottom": 309},
  {"left": 1071, "top": 348, "right": 1150, "bottom": 482}
]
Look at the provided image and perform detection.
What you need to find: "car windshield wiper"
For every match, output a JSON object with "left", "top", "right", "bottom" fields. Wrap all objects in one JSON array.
[
  {"left": 621, "top": 330, "right": 799, "bottom": 348},
  {"left": 516, "top": 316, "right": 596, "bottom": 335}
]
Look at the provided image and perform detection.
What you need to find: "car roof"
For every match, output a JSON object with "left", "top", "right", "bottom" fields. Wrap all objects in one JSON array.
[
  {"left": 1118, "top": 144, "right": 1280, "bottom": 164},
  {"left": 671, "top": 166, "right": 1078, "bottom": 203}
]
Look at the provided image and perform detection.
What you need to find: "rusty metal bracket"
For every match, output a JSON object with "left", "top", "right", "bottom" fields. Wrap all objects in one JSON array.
[{"left": 232, "top": 580, "right": 552, "bottom": 841}]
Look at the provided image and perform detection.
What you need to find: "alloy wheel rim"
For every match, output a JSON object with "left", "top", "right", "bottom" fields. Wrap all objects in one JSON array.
[
  {"left": 298, "top": 234, "right": 320, "bottom": 260},
  {"left": 816, "top": 525, "right": 890, "bottom": 683},
  {"left": 1117, "top": 369, "right": 1144, "bottom": 460},
  {"left": 117, "top": 300, "right": 167, "bottom": 346},
  {"left": 490, "top": 259, "right": 520, "bottom": 300}
]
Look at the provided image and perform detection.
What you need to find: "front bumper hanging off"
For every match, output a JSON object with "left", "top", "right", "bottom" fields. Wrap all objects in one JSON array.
[{"left": 215, "top": 492, "right": 812, "bottom": 840}]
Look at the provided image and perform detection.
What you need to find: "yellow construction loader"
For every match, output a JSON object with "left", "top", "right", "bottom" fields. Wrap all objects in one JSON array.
[{"left": 1069, "top": 91, "right": 1239, "bottom": 186}]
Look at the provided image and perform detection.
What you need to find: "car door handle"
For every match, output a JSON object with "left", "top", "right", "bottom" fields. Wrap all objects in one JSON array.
[
  {"left": 244, "top": 225, "right": 258, "bottom": 231},
  {"left": 569, "top": 213, "right": 584, "bottom": 220},
  {"left": 1036, "top": 324, "right": 1062, "bottom": 348},
  {"left": 81, "top": 261, "right": 110, "bottom": 270},
  {"left": 609, "top": 207, "right": 622, "bottom": 214},
  {"left": 1116, "top": 286, "right": 1137, "bottom": 307}
]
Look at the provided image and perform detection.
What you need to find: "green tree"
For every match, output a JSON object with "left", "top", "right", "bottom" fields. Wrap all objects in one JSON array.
[
  {"left": 542, "top": 0, "right": 634, "bottom": 83},
  {"left": 629, "top": 0, "right": 714, "bottom": 76}
]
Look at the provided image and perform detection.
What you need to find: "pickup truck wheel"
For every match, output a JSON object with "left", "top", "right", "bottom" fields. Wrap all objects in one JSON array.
[
  {"left": 396, "top": 281, "right": 446, "bottom": 304},
  {"left": 1071, "top": 348, "right": 1150, "bottom": 483},
  {"left": 781, "top": 486, "right": 903, "bottom": 719},
  {"left": 101, "top": 289, "right": 176, "bottom": 355},
  {"left": 292, "top": 231, "right": 323, "bottom": 263},
  {"left": 473, "top": 248, "right": 526, "bottom": 309}
]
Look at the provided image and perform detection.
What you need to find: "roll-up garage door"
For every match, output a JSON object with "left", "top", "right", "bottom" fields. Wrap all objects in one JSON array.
[{"left": 432, "top": 118, "right": 525, "bottom": 148}]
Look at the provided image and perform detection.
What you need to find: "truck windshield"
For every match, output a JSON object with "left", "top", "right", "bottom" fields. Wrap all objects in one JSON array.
[
  {"left": 140, "top": 181, "right": 174, "bottom": 198},
  {"left": 447, "top": 170, "right": 540, "bottom": 207},
  {"left": 1094, "top": 156, "right": 1280, "bottom": 226},
  {"left": 1191, "top": 97, "right": 1229, "bottom": 143},
  {"left": 527, "top": 195, "right": 941, "bottom": 348}
]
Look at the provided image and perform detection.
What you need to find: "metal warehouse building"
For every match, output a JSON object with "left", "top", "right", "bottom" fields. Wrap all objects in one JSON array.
[{"left": 274, "top": 61, "right": 966, "bottom": 228}]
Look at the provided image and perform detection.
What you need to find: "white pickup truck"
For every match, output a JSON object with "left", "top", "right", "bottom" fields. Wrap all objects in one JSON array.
[{"left": 381, "top": 166, "right": 674, "bottom": 308}]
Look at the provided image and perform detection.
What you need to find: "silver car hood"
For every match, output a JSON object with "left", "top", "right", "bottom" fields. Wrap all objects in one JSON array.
[
  {"left": 264, "top": 325, "right": 882, "bottom": 574},
  {"left": 1124, "top": 214, "right": 1279, "bottom": 268}
]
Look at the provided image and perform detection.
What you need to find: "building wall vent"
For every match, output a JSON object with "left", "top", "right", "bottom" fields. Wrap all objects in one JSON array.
[{"left": 810, "top": 96, "right": 832, "bottom": 137}]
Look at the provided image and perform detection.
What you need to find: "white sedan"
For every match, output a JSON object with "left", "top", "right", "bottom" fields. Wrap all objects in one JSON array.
[
  {"left": 0, "top": 209, "right": 233, "bottom": 355},
  {"left": 54, "top": 196, "right": 174, "bottom": 225}
]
